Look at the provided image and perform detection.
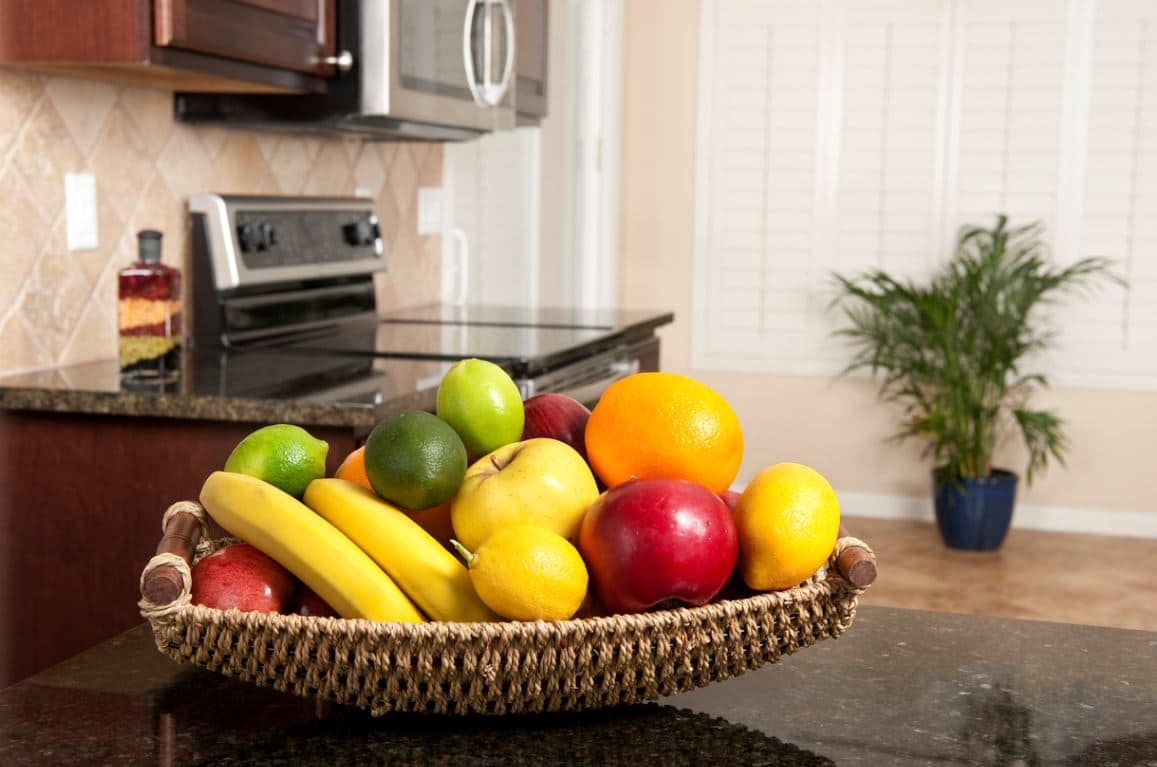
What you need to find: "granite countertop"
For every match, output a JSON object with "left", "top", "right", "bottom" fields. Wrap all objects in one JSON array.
[
  {"left": 0, "top": 349, "right": 445, "bottom": 430},
  {"left": 1, "top": 606, "right": 1153, "bottom": 765}
]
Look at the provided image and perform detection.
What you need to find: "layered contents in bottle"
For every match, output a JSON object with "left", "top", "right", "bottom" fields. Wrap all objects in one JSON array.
[{"left": 118, "top": 268, "right": 182, "bottom": 380}]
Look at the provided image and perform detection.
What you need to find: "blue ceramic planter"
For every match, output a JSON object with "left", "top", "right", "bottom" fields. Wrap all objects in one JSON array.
[{"left": 932, "top": 468, "right": 1018, "bottom": 550}]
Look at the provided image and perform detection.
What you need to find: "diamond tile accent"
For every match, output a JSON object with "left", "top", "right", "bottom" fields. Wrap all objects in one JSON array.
[
  {"left": 0, "top": 313, "right": 53, "bottom": 372},
  {"left": 0, "top": 70, "right": 43, "bottom": 156},
  {"left": 269, "top": 137, "right": 317, "bottom": 194},
  {"left": 117, "top": 86, "right": 175, "bottom": 157},
  {"left": 156, "top": 126, "right": 216, "bottom": 202},
  {"left": 44, "top": 76, "right": 117, "bottom": 157},
  {"left": 389, "top": 144, "right": 419, "bottom": 216},
  {"left": 10, "top": 98, "right": 86, "bottom": 222},
  {"left": 303, "top": 141, "right": 353, "bottom": 195},
  {"left": 19, "top": 244, "right": 90, "bottom": 359},
  {"left": 213, "top": 133, "right": 278, "bottom": 194},
  {"left": 90, "top": 107, "right": 155, "bottom": 222},
  {"left": 59, "top": 288, "right": 117, "bottom": 367},
  {"left": 0, "top": 71, "right": 441, "bottom": 376},
  {"left": 0, "top": 167, "right": 49, "bottom": 311}
]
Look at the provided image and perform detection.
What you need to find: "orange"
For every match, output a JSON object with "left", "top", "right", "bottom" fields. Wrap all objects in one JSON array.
[
  {"left": 585, "top": 372, "right": 743, "bottom": 494},
  {"left": 334, "top": 445, "right": 373, "bottom": 492},
  {"left": 404, "top": 498, "right": 456, "bottom": 552},
  {"left": 733, "top": 462, "right": 840, "bottom": 591}
]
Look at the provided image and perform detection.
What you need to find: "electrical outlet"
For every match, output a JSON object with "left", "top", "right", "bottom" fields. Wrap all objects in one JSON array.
[
  {"left": 65, "top": 173, "right": 98, "bottom": 251},
  {"left": 417, "top": 187, "right": 443, "bottom": 235}
]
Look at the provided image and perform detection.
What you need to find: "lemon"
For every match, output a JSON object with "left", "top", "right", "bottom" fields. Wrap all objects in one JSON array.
[
  {"left": 223, "top": 424, "right": 329, "bottom": 498},
  {"left": 452, "top": 525, "right": 588, "bottom": 621},
  {"left": 733, "top": 462, "right": 840, "bottom": 591},
  {"left": 363, "top": 410, "right": 467, "bottom": 510}
]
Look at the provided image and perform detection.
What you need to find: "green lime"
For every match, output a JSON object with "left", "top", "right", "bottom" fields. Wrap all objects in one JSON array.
[
  {"left": 364, "top": 410, "right": 467, "bottom": 510},
  {"left": 435, "top": 358, "right": 525, "bottom": 461},
  {"left": 223, "top": 424, "right": 329, "bottom": 498}
]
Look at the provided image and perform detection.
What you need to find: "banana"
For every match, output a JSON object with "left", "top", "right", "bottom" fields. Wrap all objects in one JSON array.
[
  {"left": 199, "top": 471, "right": 425, "bottom": 623},
  {"left": 304, "top": 478, "right": 500, "bottom": 623}
]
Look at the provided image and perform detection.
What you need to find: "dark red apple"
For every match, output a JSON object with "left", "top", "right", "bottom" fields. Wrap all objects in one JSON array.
[
  {"left": 578, "top": 478, "right": 739, "bottom": 614},
  {"left": 521, "top": 393, "right": 591, "bottom": 459},
  {"left": 288, "top": 584, "right": 339, "bottom": 618},
  {"left": 720, "top": 489, "right": 742, "bottom": 512},
  {"left": 190, "top": 543, "right": 295, "bottom": 613}
]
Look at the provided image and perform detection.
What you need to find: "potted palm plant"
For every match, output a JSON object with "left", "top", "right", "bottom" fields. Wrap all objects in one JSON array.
[{"left": 832, "top": 216, "right": 1118, "bottom": 550}]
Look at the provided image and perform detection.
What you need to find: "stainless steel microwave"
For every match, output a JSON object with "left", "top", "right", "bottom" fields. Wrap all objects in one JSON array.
[{"left": 174, "top": 0, "right": 540, "bottom": 141}]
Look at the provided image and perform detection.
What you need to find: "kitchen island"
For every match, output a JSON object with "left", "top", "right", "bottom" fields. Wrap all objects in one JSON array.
[{"left": 0, "top": 606, "right": 1152, "bottom": 765}]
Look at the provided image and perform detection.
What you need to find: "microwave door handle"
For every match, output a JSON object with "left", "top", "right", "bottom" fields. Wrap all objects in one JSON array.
[
  {"left": 462, "top": 0, "right": 515, "bottom": 107},
  {"left": 463, "top": 0, "right": 486, "bottom": 106}
]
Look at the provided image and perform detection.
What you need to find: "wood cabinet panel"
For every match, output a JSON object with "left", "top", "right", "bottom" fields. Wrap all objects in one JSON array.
[
  {"left": 0, "top": 411, "right": 355, "bottom": 689},
  {"left": 0, "top": 0, "right": 150, "bottom": 62},
  {"left": 155, "top": 0, "right": 335, "bottom": 76},
  {"left": 0, "top": 0, "right": 333, "bottom": 92}
]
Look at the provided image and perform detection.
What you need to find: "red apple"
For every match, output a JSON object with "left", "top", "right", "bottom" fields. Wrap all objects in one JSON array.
[
  {"left": 289, "top": 584, "right": 339, "bottom": 618},
  {"left": 521, "top": 393, "right": 591, "bottom": 459},
  {"left": 578, "top": 478, "right": 739, "bottom": 614},
  {"left": 190, "top": 543, "right": 295, "bottom": 613}
]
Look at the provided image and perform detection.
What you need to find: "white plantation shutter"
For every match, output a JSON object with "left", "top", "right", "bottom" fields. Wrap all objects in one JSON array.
[
  {"left": 694, "top": 0, "right": 826, "bottom": 372},
  {"left": 693, "top": 0, "right": 1157, "bottom": 388},
  {"left": 1050, "top": 0, "right": 1157, "bottom": 386}
]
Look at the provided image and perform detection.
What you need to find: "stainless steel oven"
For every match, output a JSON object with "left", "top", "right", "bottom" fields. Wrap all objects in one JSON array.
[{"left": 188, "top": 195, "right": 671, "bottom": 405}]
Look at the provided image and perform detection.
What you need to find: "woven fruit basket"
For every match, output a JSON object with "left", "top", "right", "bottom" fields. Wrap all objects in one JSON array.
[{"left": 139, "top": 501, "right": 877, "bottom": 716}]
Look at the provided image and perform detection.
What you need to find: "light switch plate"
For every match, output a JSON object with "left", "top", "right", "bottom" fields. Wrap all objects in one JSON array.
[
  {"left": 417, "top": 187, "right": 443, "bottom": 235},
  {"left": 65, "top": 173, "right": 99, "bottom": 251}
]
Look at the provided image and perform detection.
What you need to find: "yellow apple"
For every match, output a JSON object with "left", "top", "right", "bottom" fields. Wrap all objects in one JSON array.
[{"left": 450, "top": 438, "right": 600, "bottom": 551}]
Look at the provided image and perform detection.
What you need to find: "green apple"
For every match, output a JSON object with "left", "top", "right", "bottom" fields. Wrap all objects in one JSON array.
[
  {"left": 436, "top": 358, "right": 525, "bottom": 461},
  {"left": 451, "top": 438, "right": 600, "bottom": 551}
]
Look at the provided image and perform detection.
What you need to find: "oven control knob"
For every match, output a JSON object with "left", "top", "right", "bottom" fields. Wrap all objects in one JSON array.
[
  {"left": 342, "top": 219, "right": 378, "bottom": 246},
  {"left": 259, "top": 222, "right": 277, "bottom": 249},
  {"left": 237, "top": 223, "right": 262, "bottom": 252}
]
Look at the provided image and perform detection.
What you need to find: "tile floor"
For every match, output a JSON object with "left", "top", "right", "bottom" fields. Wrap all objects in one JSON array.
[{"left": 843, "top": 516, "right": 1157, "bottom": 632}]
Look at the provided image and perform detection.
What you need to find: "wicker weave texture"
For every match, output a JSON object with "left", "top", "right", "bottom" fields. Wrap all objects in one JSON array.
[{"left": 144, "top": 545, "right": 861, "bottom": 716}]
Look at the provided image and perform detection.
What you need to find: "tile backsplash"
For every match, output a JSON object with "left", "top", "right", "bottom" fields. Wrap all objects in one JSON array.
[{"left": 0, "top": 70, "right": 443, "bottom": 377}]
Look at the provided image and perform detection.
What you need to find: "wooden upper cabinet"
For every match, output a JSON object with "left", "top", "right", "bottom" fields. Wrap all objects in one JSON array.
[
  {"left": 0, "top": 0, "right": 337, "bottom": 93},
  {"left": 154, "top": 0, "right": 336, "bottom": 78}
]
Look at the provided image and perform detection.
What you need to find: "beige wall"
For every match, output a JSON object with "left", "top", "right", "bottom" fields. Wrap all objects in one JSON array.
[
  {"left": 0, "top": 70, "right": 442, "bottom": 377},
  {"left": 618, "top": 0, "right": 1157, "bottom": 520}
]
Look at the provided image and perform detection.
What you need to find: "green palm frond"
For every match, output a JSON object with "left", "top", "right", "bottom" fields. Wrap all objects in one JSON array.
[{"left": 831, "top": 215, "right": 1121, "bottom": 483}]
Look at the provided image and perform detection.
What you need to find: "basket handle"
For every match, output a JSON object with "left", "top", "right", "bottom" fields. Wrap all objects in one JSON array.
[
  {"left": 139, "top": 501, "right": 208, "bottom": 616},
  {"left": 835, "top": 525, "right": 877, "bottom": 588}
]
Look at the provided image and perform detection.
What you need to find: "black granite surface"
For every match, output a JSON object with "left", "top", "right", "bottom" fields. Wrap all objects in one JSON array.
[
  {"left": 1, "top": 607, "right": 1153, "bottom": 766},
  {"left": 0, "top": 349, "right": 445, "bottom": 430}
]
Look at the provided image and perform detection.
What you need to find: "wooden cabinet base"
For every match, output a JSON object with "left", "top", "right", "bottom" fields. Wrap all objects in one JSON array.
[{"left": 0, "top": 411, "right": 354, "bottom": 689}]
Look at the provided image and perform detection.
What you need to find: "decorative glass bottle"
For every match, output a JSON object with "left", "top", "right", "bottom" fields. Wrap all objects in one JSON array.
[{"left": 118, "top": 230, "right": 182, "bottom": 382}]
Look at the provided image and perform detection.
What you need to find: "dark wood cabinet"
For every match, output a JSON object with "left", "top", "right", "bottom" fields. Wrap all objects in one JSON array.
[
  {"left": 0, "top": 0, "right": 337, "bottom": 93},
  {"left": 155, "top": 0, "right": 336, "bottom": 77},
  {"left": 514, "top": 0, "right": 549, "bottom": 122},
  {"left": 0, "top": 411, "right": 355, "bottom": 689}
]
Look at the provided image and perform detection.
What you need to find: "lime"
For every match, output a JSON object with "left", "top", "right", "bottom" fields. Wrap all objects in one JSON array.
[
  {"left": 436, "top": 358, "right": 525, "bottom": 461},
  {"left": 364, "top": 410, "right": 467, "bottom": 510},
  {"left": 223, "top": 424, "right": 329, "bottom": 498},
  {"left": 452, "top": 525, "right": 589, "bottom": 621}
]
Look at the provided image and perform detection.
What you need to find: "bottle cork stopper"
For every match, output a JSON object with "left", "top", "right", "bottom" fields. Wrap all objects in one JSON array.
[{"left": 137, "top": 229, "right": 163, "bottom": 264}]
